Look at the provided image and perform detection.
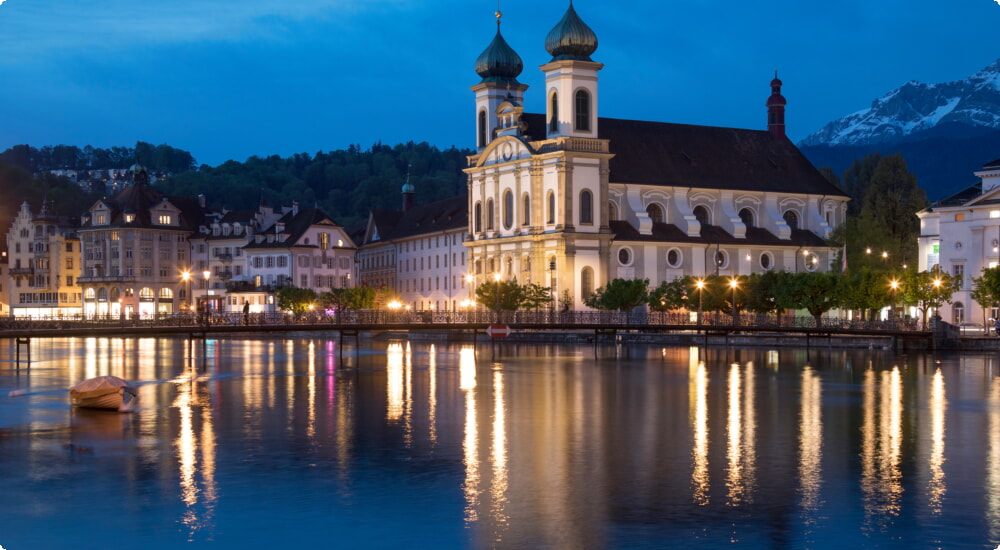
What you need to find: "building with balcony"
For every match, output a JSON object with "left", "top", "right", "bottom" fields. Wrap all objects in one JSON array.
[
  {"left": 4, "top": 200, "right": 81, "bottom": 317},
  {"left": 78, "top": 164, "right": 211, "bottom": 317},
  {"left": 465, "top": 4, "right": 848, "bottom": 309}
]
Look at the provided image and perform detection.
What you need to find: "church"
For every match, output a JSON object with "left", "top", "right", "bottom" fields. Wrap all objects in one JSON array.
[{"left": 463, "top": 2, "right": 849, "bottom": 310}]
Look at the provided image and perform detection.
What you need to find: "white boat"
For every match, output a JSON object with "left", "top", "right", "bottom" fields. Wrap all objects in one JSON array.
[{"left": 69, "top": 376, "right": 137, "bottom": 412}]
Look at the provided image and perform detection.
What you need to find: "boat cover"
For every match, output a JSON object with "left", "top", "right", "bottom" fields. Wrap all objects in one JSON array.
[{"left": 69, "top": 376, "right": 136, "bottom": 400}]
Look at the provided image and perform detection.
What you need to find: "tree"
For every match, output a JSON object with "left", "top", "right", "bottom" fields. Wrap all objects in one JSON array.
[
  {"left": 475, "top": 279, "right": 524, "bottom": 311},
  {"left": 276, "top": 286, "right": 318, "bottom": 316},
  {"left": 900, "top": 266, "right": 959, "bottom": 329},
  {"left": 839, "top": 268, "right": 891, "bottom": 321},
  {"left": 744, "top": 270, "right": 788, "bottom": 318},
  {"left": 321, "top": 287, "right": 376, "bottom": 311},
  {"left": 781, "top": 271, "right": 842, "bottom": 327},
  {"left": 521, "top": 283, "right": 554, "bottom": 311},
  {"left": 648, "top": 277, "right": 690, "bottom": 312},
  {"left": 584, "top": 278, "right": 649, "bottom": 312},
  {"left": 972, "top": 267, "right": 1000, "bottom": 328}
]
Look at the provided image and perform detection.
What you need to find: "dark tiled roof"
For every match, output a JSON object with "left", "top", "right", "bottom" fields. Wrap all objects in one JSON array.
[
  {"left": 379, "top": 196, "right": 468, "bottom": 241},
  {"left": 984, "top": 157, "right": 1000, "bottom": 169},
  {"left": 81, "top": 183, "right": 210, "bottom": 231},
  {"left": 520, "top": 114, "right": 847, "bottom": 197},
  {"left": 609, "top": 220, "right": 828, "bottom": 248},
  {"left": 244, "top": 208, "right": 350, "bottom": 250}
]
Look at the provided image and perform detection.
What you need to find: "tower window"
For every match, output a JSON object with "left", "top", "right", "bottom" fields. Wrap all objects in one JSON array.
[
  {"left": 478, "top": 110, "right": 487, "bottom": 148},
  {"left": 549, "top": 92, "right": 559, "bottom": 134},
  {"left": 486, "top": 199, "right": 495, "bottom": 230},
  {"left": 503, "top": 190, "right": 513, "bottom": 230},
  {"left": 547, "top": 192, "right": 555, "bottom": 224},
  {"left": 522, "top": 193, "right": 531, "bottom": 226},
  {"left": 646, "top": 203, "right": 664, "bottom": 224},
  {"left": 575, "top": 90, "right": 591, "bottom": 131},
  {"left": 693, "top": 205, "right": 710, "bottom": 226},
  {"left": 739, "top": 208, "right": 755, "bottom": 228},
  {"left": 580, "top": 190, "right": 593, "bottom": 225},
  {"left": 783, "top": 210, "right": 799, "bottom": 230},
  {"left": 474, "top": 202, "right": 482, "bottom": 233}
]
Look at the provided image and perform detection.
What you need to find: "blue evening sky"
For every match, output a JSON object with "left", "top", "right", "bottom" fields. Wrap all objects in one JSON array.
[{"left": 0, "top": 0, "right": 997, "bottom": 167}]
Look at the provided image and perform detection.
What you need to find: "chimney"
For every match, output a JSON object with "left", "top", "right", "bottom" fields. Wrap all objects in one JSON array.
[
  {"left": 292, "top": 201, "right": 299, "bottom": 216},
  {"left": 198, "top": 194, "right": 206, "bottom": 208},
  {"left": 766, "top": 71, "right": 787, "bottom": 139}
]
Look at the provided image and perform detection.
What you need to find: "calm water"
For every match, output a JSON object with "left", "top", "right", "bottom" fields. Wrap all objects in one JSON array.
[{"left": 1, "top": 336, "right": 1000, "bottom": 549}]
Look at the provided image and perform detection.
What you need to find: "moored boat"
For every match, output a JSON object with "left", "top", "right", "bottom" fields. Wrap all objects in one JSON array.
[{"left": 69, "top": 376, "right": 137, "bottom": 412}]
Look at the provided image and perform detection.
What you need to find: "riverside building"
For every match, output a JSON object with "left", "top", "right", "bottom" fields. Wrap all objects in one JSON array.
[{"left": 465, "top": 3, "right": 849, "bottom": 309}]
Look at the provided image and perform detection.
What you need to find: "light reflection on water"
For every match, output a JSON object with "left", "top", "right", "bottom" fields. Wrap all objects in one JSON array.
[{"left": 1, "top": 337, "right": 1000, "bottom": 548}]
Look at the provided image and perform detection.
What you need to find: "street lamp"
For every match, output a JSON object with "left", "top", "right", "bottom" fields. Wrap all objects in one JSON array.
[
  {"left": 465, "top": 274, "right": 474, "bottom": 310},
  {"left": 181, "top": 270, "right": 191, "bottom": 312},
  {"left": 889, "top": 279, "right": 899, "bottom": 324},
  {"left": 695, "top": 279, "right": 704, "bottom": 325},
  {"left": 729, "top": 277, "right": 739, "bottom": 326}
]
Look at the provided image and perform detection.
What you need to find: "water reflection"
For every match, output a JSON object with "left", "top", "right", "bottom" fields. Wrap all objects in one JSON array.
[
  {"left": 799, "top": 366, "right": 822, "bottom": 519},
  {"left": 5, "top": 340, "right": 1000, "bottom": 548}
]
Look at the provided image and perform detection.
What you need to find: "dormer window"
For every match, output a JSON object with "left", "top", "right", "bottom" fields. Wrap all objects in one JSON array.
[
  {"left": 158, "top": 214, "right": 172, "bottom": 225},
  {"left": 96, "top": 214, "right": 107, "bottom": 225},
  {"left": 124, "top": 213, "right": 135, "bottom": 223}
]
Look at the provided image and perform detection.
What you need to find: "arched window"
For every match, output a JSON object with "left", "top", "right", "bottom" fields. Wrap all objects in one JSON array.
[
  {"left": 97, "top": 288, "right": 108, "bottom": 301},
  {"left": 646, "top": 203, "right": 664, "bottom": 224},
  {"left": 575, "top": 89, "right": 591, "bottom": 131},
  {"left": 547, "top": 191, "right": 556, "bottom": 224},
  {"left": 738, "top": 207, "right": 755, "bottom": 228},
  {"left": 581, "top": 267, "right": 594, "bottom": 301},
  {"left": 474, "top": 202, "right": 482, "bottom": 233},
  {"left": 608, "top": 201, "right": 618, "bottom": 221},
  {"left": 486, "top": 198, "right": 495, "bottom": 230},
  {"left": 522, "top": 193, "right": 531, "bottom": 225},
  {"left": 503, "top": 190, "right": 513, "bottom": 230},
  {"left": 478, "top": 110, "right": 487, "bottom": 148},
  {"left": 783, "top": 210, "right": 799, "bottom": 230},
  {"left": 159, "top": 288, "right": 173, "bottom": 299},
  {"left": 580, "top": 189, "right": 593, "bottom": 225},
  {"left": 109, "top": 287, "right": 120, "bottom": 301},
  {"left": 693, "top": 205, "right": 710, "bottom": 226},
  {"left": 549, "top": 92, "right": 559, "bottom": 134}
]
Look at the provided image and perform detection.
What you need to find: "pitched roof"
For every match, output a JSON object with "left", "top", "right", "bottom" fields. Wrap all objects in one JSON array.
[
  {"left": 609, "top": 220, "right": 828, "bottom": 248},
  {"left": 81, "top": 183, "right": 211, "bottom": 231},
  {"left": 244, "top": 207, "right": 350, "bottom": 250},
  {"left": 365, "top": 196, "right": 468, "bottom": 243},
  {"left": 520, "top": 114, "right": 847, "bottom": 197}
]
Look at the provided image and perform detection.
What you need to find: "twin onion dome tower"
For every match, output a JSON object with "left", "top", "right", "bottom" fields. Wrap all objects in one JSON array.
[{"left": 472, "top": 1, "right": 787, "bottom": 147}]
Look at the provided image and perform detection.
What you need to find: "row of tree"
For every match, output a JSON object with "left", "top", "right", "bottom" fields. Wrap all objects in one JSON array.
[{"left": 0, "top": 142, "right": 197, "bottom": 174}]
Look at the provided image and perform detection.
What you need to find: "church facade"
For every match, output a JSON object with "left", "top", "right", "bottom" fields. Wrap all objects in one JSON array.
[{"left": 463, "top": 3, "right": 849, "bottom": 309}]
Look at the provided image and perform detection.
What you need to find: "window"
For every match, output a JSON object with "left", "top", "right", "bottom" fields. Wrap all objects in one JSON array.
[
  {"left": 739, "top": 208, "right": 755, "bottom": 228},
  {"left": 646, "top": 204, "right": 664, "bottom": 224},
  {"left": 955, "top": 213, "right": 965, "bottom": 221},
  {"left": 96, "top": 214, "right": 106, "bottom": 225},
  {"left": 549, "top": 92, "right": 559, "bottom": 134},
  {"left": 580, "top": 190, "right": 593, "bottom": 225},
  {"left": 158, "top": 215, "right": 172, "bottom": 225},
  {"left": 693, "top": 206, "right": 710, "bottom": 226},
  {"left": 503, "top": 190, "right": 513, "bottom": 230},
  {"left": 319, "top": 233, "right": 329, "bottom": 250},
  {"left": 575, "top": 89, "right": 590, "bottom": 131},
  {"left": 953, "top": 302, "right": 965, "bottom": 324},
  {"left": 666, "top": 248, "right": 682, "bottom": 268},
  {"left": 547, "top": 192, "right": 555, "bottom": 224},
  {"left": 953, "top": 264, "right": 964, "bottom": 288},
  {"left": 581, "top": 267, "right": 594, "bottom": 300},
  {"left": 715, "top": 250, "right": 729, "bottom": 269},
  {"left": 618, "top": 248, "right": 632, "bottom": 266},
  {"left": 478, "top": 110, "right": 487, "bottom": 148},
  {"left": 783, "top": 210, "right": 799, "bottom": 230},
  {"left": 760, "top": 252, "right": 772, "bottom": 270},
  {"left": 486, "top": 199, "right": 495, "bottom": 230},
  {"left": 124, "top": 213, "right": 135, "bottom": 223},
  {"left": 522, "top": 194, "right": 531, "bottom": 225}
]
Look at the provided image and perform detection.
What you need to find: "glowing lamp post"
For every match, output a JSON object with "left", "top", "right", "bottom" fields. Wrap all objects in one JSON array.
[
  {"left": 493, "top": 273, "right": 502, "bottom": 317},
  {"left": 181, "top": 270, "right": 191, "bottom": 312},
  {"left": 695, "top": 279, "right": 705, "bottom": 326},
  {"left": 729, "top": 277, "right": 739, "bottom": 326},
  {"left": 889, "top": 279, "right": 900, "bottom": 325}
]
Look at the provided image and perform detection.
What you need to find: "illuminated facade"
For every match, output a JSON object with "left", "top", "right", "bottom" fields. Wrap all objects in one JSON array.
[
  {"left": 4, "top": 200, "right": 82, "bottom": 317},
  {"left": 917, "top": 158, "right": 1000, "bottom": 325},
  {"left": 465, "top": 3, "right": 849, "bottom": 309},
  {"left": 78, "top": 164, "right": 206, "bottom": 317}
]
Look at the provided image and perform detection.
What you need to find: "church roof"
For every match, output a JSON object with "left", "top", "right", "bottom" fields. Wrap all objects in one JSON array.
[
  {"left": 544, "top": 2, "right": 598, "bottom": 62},
  {"left": 475, "top": 19, "right": 523, "bottom": 84},
  {"left": 609, "top": 221, "right": 828, "bottom": 248},
  {"left": 520, "top": 114, "right": 847, "bottom": 197}
]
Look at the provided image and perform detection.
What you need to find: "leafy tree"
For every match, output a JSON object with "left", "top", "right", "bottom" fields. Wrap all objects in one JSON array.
[
  {"left": 972, "top": 267, "right": 1000, "bottom": 327},
  {"left": 648, "top": 277, "right": 691, "bottom": 312},
  {"left": 781, "top": 271, "right": 842, "bottom": 327},
  {"left": 276, "top": 286, "right": 318, "bottom": 316},
  {"left": 476, "top": 279, "right": 524, "bottom": 311},
  {"left": 839, "top": 268, "right": 891, "bottom": 320},
  {"left": 521, "top": 283, "right": 554, "bottom": 311},
  {"left": 900, "top": 266, "right": 959, "bottom": 329},
  {"left": 321, "top": 287, "right": 376, "bottom": 311},
  {"left": 584, "top": 278, "right": 649, "bottom": 312},
  {"left": 744, "top": 270, "right": 788, "bottom": 317}
]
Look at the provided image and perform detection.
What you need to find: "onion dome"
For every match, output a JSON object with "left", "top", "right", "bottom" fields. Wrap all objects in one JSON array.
[
  {"left": 545, "top": 1, "right": 598, "bottom": 62},
  {"left": 401, "top": 178, "right": 415, "bottom": 194},
  {"left": 766, "top": 72, "right": 786, "bottom": 107},
  {"left": 475, "top": 12, "right": 523, "bottom": 84}
]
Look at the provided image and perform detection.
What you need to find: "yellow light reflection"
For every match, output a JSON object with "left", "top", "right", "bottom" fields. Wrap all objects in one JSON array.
[
  {"left": 461, "top": 346, "right": 479, "bottom": 524},
  {"left": 174, "top": 375, "right": 217, "bottom": 539},
  {"left": 690, "top": 360, "right": 710, "bottom": 505},
  {"left": 386, "top": 342, "right": 405, "bottom": 421},
  {"left": 428, "top": 345, "right": 438, "bottom": 445},
  {"left": 307, "top": 341, "right": 316, "bottom": 440},
  {"left": 861, "top": 366, "right": 904, "bottom": 530},
  {"left": 726, "top": 363, "right": 744, "bottom": 505},
  {"left": 988, "top": 376, "right": 1000, "bottom": 542},
  {"left": 799, "top": 367, "right": 822, "bottom": 515},
  {"left": 490, "top": 367, "right": 509, "bottom": 534},
  {"left": 926, "top": 368, "right": 946, "bottom": 514}
]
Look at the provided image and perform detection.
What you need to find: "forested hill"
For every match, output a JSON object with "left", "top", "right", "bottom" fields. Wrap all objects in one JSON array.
[
  {"left": 0, "top": 142, "right": 196, "bottom": 174},
  {"left": 157, "top": 142, "right": 473, "bottom": 229}
]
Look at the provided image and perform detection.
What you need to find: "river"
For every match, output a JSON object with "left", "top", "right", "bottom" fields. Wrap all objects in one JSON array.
[{"left": 1, "top": 335, "right": 998, "bottom": 549}]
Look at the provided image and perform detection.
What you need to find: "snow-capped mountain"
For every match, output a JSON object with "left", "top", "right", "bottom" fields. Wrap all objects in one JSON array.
[{"left": 799, "top": 59, "right": 1000, "bottom": 147}]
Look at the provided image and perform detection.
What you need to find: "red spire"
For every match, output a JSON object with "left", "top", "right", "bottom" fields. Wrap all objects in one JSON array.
[{"left": 766, "top": 70, "right": 787, "bottom": 139}]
